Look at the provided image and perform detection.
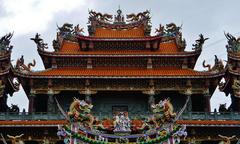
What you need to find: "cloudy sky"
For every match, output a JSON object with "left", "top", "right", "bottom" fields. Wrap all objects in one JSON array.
[{"left": 1, "top": 0, "right": 239, "bottom": 111}]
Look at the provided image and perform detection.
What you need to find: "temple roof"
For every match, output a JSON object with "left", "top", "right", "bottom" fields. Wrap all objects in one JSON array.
[
  {"left": 43, "top": 40, "right": 197, "bottom": 56},
  {"left": 15, "top": 67, "right": 224, "bottom": 78},
  {"left": 94, "top": 24, "right": 145, "bottom": 38}
]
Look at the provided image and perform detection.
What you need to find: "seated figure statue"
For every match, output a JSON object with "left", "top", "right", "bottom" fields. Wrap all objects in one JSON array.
[{"left": 113, "top": 112, "right": 131, "bottom": 132}]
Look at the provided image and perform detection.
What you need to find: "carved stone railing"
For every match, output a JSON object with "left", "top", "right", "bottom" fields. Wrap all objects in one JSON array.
[
  {"left": 180, "top": 112, "right": 240, "bottom": 120},
  {"left": 0, "top": 112, "right": 240, "bottom": 121}
]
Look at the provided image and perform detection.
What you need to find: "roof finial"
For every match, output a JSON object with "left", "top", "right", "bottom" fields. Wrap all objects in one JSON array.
[{"left": 114, "top": 5, "right": 124, "bottom": 23}]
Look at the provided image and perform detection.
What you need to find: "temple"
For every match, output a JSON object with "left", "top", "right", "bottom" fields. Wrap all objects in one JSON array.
[{"left": 0, "top": 8, "right": 240, "bottom": 144}]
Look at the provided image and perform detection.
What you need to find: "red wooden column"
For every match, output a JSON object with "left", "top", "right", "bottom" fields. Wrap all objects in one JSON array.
[
  {"left": 204, "top": 94, "right": 211, "bottom": 112},
  {"left": 28, "top": 92, "right": 36, "bottom": 113}
]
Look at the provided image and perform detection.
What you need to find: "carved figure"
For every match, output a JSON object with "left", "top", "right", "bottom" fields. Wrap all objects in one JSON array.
[
  {"left": 73, "top": 24, "right": 84, "bottom": 35},
  {"left": 0, "top": 80, "right": 5, "bottom": 97},
  {"left": 218, "top": 103, "right": 228, "bottom": 112},
  {"left": 202, "top": 55, "right": 224, "bottom": 72},
  {"left": 7, "top": 134, "right": 24, "bottom": 144},
  {"left": 15, "top": 55, "right": 36, "bottom": 72},
  {"left": 113, "top": 112, "right": 131, "bottom": 132},
  {"left": 218, "top": 135, "right": 236, "bottom": 144},
  {"left": 192, "top": 34, "right": 209, "bottom": 51},
  {"left": 8, "top": 104, "right": 20, "bottom": 113},
  {"left": 150, "top": 98, "right": 176, "bottom": 128},
  {"left": 225, "top": 32, "right": 240, "bottom": 52},
  {"left": 155, "top": 24, "right": 165, "bottom": 35},
  {"left": 30, "top": 33, "right": 48, "bottom": 50},
  {"left": 52, "top": 39, "right": 60, "bottom": 52},
  {"left": 173, "top": 125, "right": 187, "bottom": 143},
  {"left": 68, "top": 98, "right": 94, "bottom": 128},
  {"left": 0, "top": 32, "right": 13, "bottom": 51},
  {"left": 232, "top": 79, "right": 240, "bottom": 97}
]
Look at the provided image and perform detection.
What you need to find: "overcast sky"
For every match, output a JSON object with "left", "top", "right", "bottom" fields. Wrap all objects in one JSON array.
[{"left": 1, "top": 0, "right": 239, "bottom": 111}]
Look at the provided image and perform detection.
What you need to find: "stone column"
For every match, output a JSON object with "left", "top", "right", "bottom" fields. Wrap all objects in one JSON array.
[
  {"left": 47, "top": 89, "right": 55, "bottom": 113},
  {"left": 28, "top": 93, "right": 36, "bottom": 113},
  {"left": 185, "top": 88, "right": 192, "bottom": 112},
  {"left": 79, "top": 89, "right": 96, "bottom": 104},
  {"left": 143, "top": 89, "right": 155, "bottom": 111}
]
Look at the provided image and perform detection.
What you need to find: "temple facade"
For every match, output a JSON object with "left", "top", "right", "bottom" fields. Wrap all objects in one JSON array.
[{"left": 0, "top": 9, "right": 240, "bottom": 144}]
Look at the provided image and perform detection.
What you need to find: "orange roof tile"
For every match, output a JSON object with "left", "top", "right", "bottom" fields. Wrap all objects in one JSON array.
[
  {"left": 28, "top": 67, "right": 211, "bottom": 77},
  {"left": 0, "top": 120, "right": 67, "bottom": 126},
  {"left": 57, "top": 40, "right": 185, "bottom": 55},
  {"left": 94, "top": 25, "right": 145, "bottom": 38},
  {"left": 159, "top": 41, "right": 179, "bottom": 53},
  {"left": 60, "top": 40, "right": 79, "bottom": 53}
]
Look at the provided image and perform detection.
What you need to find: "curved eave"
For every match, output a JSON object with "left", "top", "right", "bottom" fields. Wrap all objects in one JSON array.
[
  {"left": 77, "top": 35, "right": 162, "bottom": 41},
  {"left": 14, "top": 70, "right": 225, "bottom": 79},
  {"left": 38, "top": 48, "right": 201, "bottom": 58}
]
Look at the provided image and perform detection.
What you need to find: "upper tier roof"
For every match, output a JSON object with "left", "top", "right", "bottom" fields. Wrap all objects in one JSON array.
[
  {"left": 60, "top": 40, "right": 178, "bottom": 54},
  {"left": 46, "top": 40, "right": 196, "bottom": 56}
]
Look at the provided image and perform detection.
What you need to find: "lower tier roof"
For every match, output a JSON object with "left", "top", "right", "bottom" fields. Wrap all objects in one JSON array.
[{"left": 14, "top": 67, "right": 224, "bottom": 78}]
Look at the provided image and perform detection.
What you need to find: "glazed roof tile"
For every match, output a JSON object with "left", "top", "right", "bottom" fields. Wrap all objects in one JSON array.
[
  {"left": 94, "top": 25, "right": 145, "bottom": 38},
  {"left": 17, "top": 67, "right": 222, "bottom": 78},
  {"left": 56, "top": 40, "right": 187, "bottom": 55},
  {"left": 0, "top": 120, "right": 67, "bottom": 127}
]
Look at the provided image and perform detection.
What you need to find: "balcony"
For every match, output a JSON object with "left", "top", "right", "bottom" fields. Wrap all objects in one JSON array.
[
  {"left": 0, "top": 112, "right": 65, "bottom": 120},
  {"left": 0, "top": 112, "right": 240, "bottom": 121},
  {"left": 180, "top": 112, "right": 240, "bottom": 120}
]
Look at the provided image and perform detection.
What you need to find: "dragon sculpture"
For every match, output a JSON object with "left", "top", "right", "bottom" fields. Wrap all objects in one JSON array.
[
  {"left": 126, "top": 10, "right": 150, "bottom": 22},
  {"left": 15, "top": 55, "right": 36, "bottom": 72},
  {"left": 7, "top": 134, "right": 24, "bottom": 144},
  {"left": 0, "top": 32, "right": 13, "bottom": 52},
  {"left": 232, "top": 79, "right": 240, "bottom": 98},
  {"left": 57, "top": 23, "right": 74, "bottom": 34},
  {"left": 192, "top": 34, "right": 209, "bottom": 51},
  {"left": 218, "top": 135, "right": 236, "bottom": 144},
  {"left": 150, "top": 98, "right": 176, "bottom": 128},
  {"left": 89, "top": 10, "right": 113, "bottom": 23},
  {"left": 155, "top": 23, "right": 183, "bottom": 38},
  {"left": 202, "top": 55, "right": 224, "bottom": 72},
  {"left": 165, "top": 23, "right": 182, "bottom": 36},
  {"left": 68, "top": 98, "right": 95, "bottom": 129},
  {"left": 225, "top": 32, "right": 240, "bottom": 52},
  {"left": 30, "top": 33, "right": 48, "bottom": 50}
]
